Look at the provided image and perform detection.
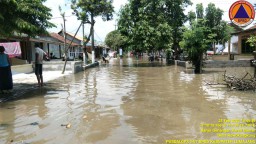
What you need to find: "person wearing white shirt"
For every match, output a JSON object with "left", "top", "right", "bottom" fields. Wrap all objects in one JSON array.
[{"left": 35, "top": 43, "right": 47, "bottom": 87}]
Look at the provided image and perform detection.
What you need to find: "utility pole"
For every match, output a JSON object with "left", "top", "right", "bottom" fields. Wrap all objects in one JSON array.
[
  {"left": 91, "top": 13, "right": 95, "bottom": 63},
  {"left": 61, "top": 12, "right": 68, "bottom": 74},
  {"left": 82, "top": 22, "right": 87, "bottom": 65}
]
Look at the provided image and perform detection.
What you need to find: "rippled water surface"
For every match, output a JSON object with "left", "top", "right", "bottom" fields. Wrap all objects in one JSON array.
[{"left": 0, "top": 58, "right": 255, "bottom": 144}]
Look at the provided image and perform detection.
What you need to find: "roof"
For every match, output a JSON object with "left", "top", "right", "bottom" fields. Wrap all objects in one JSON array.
[
  {"left": 228, "top": 23, "right": 243, "bottom": 33},
  {"left": 247, "top": 24, "right": 256, "bottom": 31},
  {"left": 232, "top": 24, "right": 256, "bottom": 35},
  {"left": 50, "top": 33, "right": 80, "bottom": 46},
  {"left": 58, "top": 30, "right": 87, "bottom": 42}
]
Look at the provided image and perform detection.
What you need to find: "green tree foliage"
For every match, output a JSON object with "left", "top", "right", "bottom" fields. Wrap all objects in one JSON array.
[
  {"left": 188, "top": 11, "right": 196, "bottom": 25},
  {"left": 105, "top": 30, "right": 126, "bottom": 51},
  {"left": 196, "top": 3, "right": 204, "bottom": 19},
  {"left": 180, "top": 20, "right": 211, "bottom": 73},
  {"left": 181, "top": 3, "right": 233, "bottom": 74},
  {"left": 118, "top": 0, "right": 191, "bottom": 54},
  {"left": 0, "top": 0, "right": 55, "bottom": 37},
  {"left": 246, "top": 35, "right": 256, "bottom": 50},
  {"left": 163, "top": 0, "right": 192, "bottom": 56},
  {"left": 71, "top": 0, "right": 114, "bottom": 43}
]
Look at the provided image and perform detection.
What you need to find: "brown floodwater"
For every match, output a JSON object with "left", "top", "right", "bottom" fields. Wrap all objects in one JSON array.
[{"left": 0, "top": 58, "right": 256, "bottom": 144}]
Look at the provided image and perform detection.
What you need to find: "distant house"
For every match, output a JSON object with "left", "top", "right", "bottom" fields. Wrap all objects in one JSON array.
[
  {"left": 235, "top": 25, "right": 256, "bottom": 54},
  {"left": 58, "top": 30, "right": 83, "bottom": 60},
  {"left": 221, "top": 23, "right": 243, "bottom": 54},
  {"left": 0, "top": 34, "right": 64, "bottom": 65}
]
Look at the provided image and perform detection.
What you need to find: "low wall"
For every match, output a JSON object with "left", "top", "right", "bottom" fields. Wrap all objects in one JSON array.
[
  {"left": 43, "top": 61, "right": 72, "bottom": 71},
  {"left": 176, "top": 60, "right": 192, "bottom": 68},
  {"left": 204, "top": 60, "right": 251, "bottom": 68},
  {"left": 11, "top": 58, "right": 27, "bottom": 66},
  {"left": 83, "top": 62, "right": 99, "bottom": 71},
  {"left": 71, "top": 61, "right": 83, "bottom": 74},
  {"left": 12, "top": 64, "right": 33, "bottom": 74},
  {"left": 175, "top": 60, "right": 252, "bottom": 68},
  {"left": 211, "top": 55, "right": 254, "bottom": 61}
]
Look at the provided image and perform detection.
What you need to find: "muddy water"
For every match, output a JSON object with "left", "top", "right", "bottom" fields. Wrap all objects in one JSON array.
[{"left": 0, "top": 58, "right": 256, "bottom": 144}]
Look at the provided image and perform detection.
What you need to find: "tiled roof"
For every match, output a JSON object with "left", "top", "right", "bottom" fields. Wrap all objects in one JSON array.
[
  {"left": 50, "top": 33, "right": 80, "bottom": 46},
  {"left": 58, "top": 30, "right": 87, "bottom": 42}
]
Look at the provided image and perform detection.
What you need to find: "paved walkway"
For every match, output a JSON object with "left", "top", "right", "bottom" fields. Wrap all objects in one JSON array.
[{"left": 0, "top": 71, "right": 72, "bottom": 103}]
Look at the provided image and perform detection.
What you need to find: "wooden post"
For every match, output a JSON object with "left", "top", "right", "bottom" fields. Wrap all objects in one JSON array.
[{"left": 228, "top": 38, "right": 231, "bottom": 60}]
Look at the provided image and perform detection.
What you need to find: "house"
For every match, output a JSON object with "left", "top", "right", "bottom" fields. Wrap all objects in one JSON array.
[
  {"left": 220, "top": 23, "right": 243, "bottom": 54},
  {"left": 58, "top": 31, "right": 83, "bottom": 60},
  {"left": 235, "top": 24, "right": 256, "bottom": 54}
]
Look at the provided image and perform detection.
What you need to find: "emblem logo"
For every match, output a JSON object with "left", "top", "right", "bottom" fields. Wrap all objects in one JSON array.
[{"left": 229, "top": 0, "right": 255, "bottom": 27}]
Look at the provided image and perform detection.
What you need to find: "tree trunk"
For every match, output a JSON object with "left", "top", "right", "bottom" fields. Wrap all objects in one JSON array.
[
  {"left": 194, "top": 54, "right": 203, "bottom": 74},
  {"left": 213, "top": 42, "right": 216, "bottom": 54}
]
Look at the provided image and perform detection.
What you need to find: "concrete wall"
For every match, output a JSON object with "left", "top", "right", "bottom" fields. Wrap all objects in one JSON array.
[
  {"left": 12, "top": 64, "right": 33, "bottom": 74},
  {"left": 71, "top": 61, "right": 83, "bottom": 74},
  {"left": 11, "top": 58, "right": 27, "bottom": 65},
  {"left": 176, "top": 60, "right": 192, "bottom": 68},
  {"left": 175, "top": 59, "right": 252, "bottom": 68},
  {"left": 204, "top": 60, "right": 251, "bottom": 68},
  {"left": 211, "top": 54, "right": 254, "bottom": 61}
]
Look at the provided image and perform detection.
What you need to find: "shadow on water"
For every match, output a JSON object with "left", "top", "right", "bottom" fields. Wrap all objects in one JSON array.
[{"left": 0, "top": 82, "right": 66, "bottom": 103}]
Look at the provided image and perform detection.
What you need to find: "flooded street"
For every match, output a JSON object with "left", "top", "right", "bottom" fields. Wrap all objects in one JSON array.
[{"left": 0, "top": 58, "right": 256, "bottom": 144}]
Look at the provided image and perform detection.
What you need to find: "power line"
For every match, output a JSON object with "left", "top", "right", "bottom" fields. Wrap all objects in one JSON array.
[
  {"left": 94, "top": 31, "right": 103, "bottom": 42},
  {"left": 51, "top": 15, "right": 75, "bottom": 19}
]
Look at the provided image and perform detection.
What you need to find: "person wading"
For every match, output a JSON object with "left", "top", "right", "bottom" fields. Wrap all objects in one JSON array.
[
  {"left": 34, "top": 43, "right": 47, "bottom": 87},
  {"left": 0, "top": 46, "right": 13, "bottom": 93}
]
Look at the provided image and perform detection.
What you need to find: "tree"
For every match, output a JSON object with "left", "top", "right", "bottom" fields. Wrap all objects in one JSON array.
[
  {"left": 0, "top": 0, "right": 55, "bottom": 37},
  {"left": 71, "top": 0, "right": 114, "bottom": 63},
  {"left": 180, "top": 20, "right": 211, "bottom": 74},
  {"left": 205, "top": 3, "right": 224, "bottom": 53},
  {"left": 118, "top": 0, "right": 192, "bottom": 55},
  {"left": 163, "top": 0, "right": 192, "bottom": 59},
  {"left": 196, "top": 3, "right": 204, "bottom": 19},
  {"left": 188, "top": 11, "right": 196, "bottom": 26},
  {"left": 181, "top": 3, "right": 233, "bottom": 74},
  {"left": 105, "top": 30, "right": 126, "bottom": 51}
]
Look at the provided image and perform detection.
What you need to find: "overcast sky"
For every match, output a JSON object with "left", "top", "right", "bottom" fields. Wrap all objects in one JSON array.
[{"left": 44, "top": 0, "right": 255, "bottom": 43}]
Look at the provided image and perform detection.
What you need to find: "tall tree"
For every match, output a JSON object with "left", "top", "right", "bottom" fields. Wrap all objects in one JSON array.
[
  {"left": 105, "top": 30, "right": 126, "bottom": 51},
  {"left": 180, "top": 20, "right": 210, "bottom": 74},
  {"left": 196, "top": 3, "right": 204, "bottom": 19},
  {"left": 163, "top": 0, "right": 192, "bottom": 59},
  {"left": 71, "top": 0, "right": 114, "bottom": 63},
  {"left": 205, "top": 3, "right": 224, "bottom": 53},
  {"left": 0, "top": 0, "right": 55, "bottom": 37},
  {"left": 118, "top": 0, "right": 191, "bottom": 56},
  {"left": 188, "top": 11, "right": 196, "bottom": 26},
  {"left": 181, "top": 3, "right": 233, "bottom": 74}
]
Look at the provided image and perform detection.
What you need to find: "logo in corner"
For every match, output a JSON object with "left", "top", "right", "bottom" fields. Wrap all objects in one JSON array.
[{"left": 229, "top": 0, "right": 255, "bottom": 27}]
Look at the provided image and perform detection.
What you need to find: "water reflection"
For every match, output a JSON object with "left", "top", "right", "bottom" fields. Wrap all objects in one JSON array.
[{"left": 0, "top": 58, "right": 255, "bottom": 143}]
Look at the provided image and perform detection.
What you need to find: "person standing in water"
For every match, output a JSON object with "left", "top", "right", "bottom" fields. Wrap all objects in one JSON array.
[
  {"left": 0, "top": 46, "right": 13, "bottom": 93},
  {"left": 34, "top": 43, "right": 47, "bottom": 87}
]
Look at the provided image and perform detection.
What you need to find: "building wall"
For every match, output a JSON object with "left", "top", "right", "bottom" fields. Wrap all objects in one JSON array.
[{"left": 238, "top": 30, "right": 256, "bottom": 54}]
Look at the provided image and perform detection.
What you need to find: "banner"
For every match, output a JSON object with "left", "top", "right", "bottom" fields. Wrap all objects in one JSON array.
[{"left": 0, "top": 42, "right": 21, "bottom": 58}]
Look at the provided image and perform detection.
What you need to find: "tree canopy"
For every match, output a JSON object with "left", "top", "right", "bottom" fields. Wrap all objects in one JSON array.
[
  {"left": 71, "top": 0, "right": 114, "bottom": 47},
  {"left": 118, "top": 0, "right": 191, "bottom": 54},
  {"left": 181, "top": 3, "right": 233, "bottom": 73},
  {"left": 0, "top": 0, "right": 55, "bottom": 37},
  {"left": 105, "top": 30, "right": 126, "bottom": 51}
]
